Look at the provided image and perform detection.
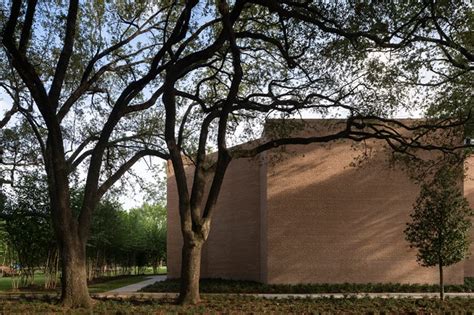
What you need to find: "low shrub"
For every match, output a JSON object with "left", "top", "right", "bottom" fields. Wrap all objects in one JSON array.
[
  {"left": 1, "top": 296, "right": 474, "bottom": 313},
  {"left": 141, "top": 277, "right": 474, "bottom": 294}
]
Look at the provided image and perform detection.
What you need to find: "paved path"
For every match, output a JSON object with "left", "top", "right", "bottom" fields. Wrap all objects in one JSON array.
[{"left": 106, "top": 275, "right": 167, "bottom": 293}]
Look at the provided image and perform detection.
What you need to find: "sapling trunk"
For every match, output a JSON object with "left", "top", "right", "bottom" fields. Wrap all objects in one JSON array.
[{"left": 439, "top": 261, "right": 444, "bottom": 301}]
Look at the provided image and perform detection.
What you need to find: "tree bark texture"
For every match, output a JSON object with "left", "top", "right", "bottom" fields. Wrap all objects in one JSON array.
[
  {"left": 45, "top": 145, "right": 93, "bottom": 307},
  {"left": 59, "top": 233, "right": 92, "bottom": 308},
  {"left": 178, "top": 238, "right": 203, "bottom": 305}
]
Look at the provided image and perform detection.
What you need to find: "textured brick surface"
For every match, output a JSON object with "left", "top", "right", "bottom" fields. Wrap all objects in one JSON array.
[
  {"left": 464, "top": 156, "right": 474, "bottom": 278},
  {"left": 167, "top": 158, "right": 261, "bottom": 281},
  {"left": 264, "top": 140, "right": 462, "bottom": 284},
  {"left": 167, "top": 120, "right": 467, "bottom": 284}
]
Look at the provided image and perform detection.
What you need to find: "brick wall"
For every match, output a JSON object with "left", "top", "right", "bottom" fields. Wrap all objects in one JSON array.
[
  {"left": 167, "top": 157, "right": 262, "bottom": 281},
  {"left": 167, "top": 120, "right": 466, "bottom": 284},
  {"left": 464, "top": 156, "right": 474, "bottom": 278},
  {"left": 264, "top": 140, "right": 463, "bottom": 284}
]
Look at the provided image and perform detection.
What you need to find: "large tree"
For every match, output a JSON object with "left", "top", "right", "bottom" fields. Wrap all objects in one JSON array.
[
  {"left": 1, "top": 0, "right": 171, "bottom": 307},
  {"left": 1, "top": 0, "right": 472, "bottom": 307},
  {"left": 155, "top": 1, "right": 472, "bottom": 304}
]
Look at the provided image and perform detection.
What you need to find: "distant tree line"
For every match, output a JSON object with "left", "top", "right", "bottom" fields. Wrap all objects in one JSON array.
[{"left": 0, "top": 174, "right": 166, "bottom": 289}]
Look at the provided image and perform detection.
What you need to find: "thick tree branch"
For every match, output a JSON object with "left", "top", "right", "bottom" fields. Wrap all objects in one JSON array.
[
  {"left": 122, "top": 87, "right": 164, "bottom": 115},
  {"left": 0, "top": 103, "right": 18, "bottom": 129},
  {"left": 2, "top": 0, "right": 21, "bottom": 41},
  {"left": 18, "top": 0, "right": 38, "bottom": 55},
  {"left": 201, "top": 0, "right": 243, "bottom": 224},
  {"left": 49, "top": 0, "right": 79, "bottom": 107},
  {"left": 230, "top": 117, "right": 467, "bottom": 159},
  {"left": 2, "top": 2, "right": 54, "bottom": 124},
  {"left": 96, "top": 148, "right": 169, "bottom": 199},
  {"left": 78, "top": 0, "right": 201, "bottom": 242},
  {"left": 236, "top": 31, "right": 296, "bottom": 67}
]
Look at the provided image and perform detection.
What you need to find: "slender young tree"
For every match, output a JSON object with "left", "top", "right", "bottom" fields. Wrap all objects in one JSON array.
[{"left": 405, "top": 166, "right": 472, "bottom": 300}]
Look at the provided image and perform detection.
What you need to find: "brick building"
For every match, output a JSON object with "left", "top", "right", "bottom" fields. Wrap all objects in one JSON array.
[{"left": 167, "top": 120, "right": 474, "bottom": 285}]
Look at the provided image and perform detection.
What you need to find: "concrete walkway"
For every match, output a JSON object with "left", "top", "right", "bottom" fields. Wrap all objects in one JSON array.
[{"left": 106, "top": 275, "right": 167, "bottom": 293}]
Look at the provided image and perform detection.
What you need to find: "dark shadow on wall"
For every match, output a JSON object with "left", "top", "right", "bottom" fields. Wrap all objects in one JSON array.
[
  {"left": 265, "top": 141, "right": 464, "bottom": 285},
  {"left": 167, "top": 141, "right": 467, "bottom": 285}
]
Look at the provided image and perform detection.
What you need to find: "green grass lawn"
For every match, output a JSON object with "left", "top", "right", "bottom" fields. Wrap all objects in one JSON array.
[
  {"left": 1, "top": 296, "right": 474, "bottom": 313},
  {"left": 0, "top": 266, "right": 166, "bottom": 293},
  {"left": 0, "top": 274, "right": 48, "bottom": 292}
]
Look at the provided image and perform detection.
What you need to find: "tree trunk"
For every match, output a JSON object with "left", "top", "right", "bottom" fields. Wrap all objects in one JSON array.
[
  {"left": 178, "top": 239, "right": 203, "bottom": 305},
  {"left": 152, "top": 257, "right": 158, "bottom": 274},
  {"left": 59, "top": 236, "right": 92, "bottom": 308},
  {"left": 439, "top": 262, "right": 444, "bottom": 301}
]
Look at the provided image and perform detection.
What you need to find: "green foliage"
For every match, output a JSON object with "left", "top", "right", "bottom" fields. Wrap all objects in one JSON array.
[
  {"left": 131, "top": 203, "right": 167, "bottom": 266},
  {"left": 0, "top": 174, "right": 167, "bottom": 285},
  {"left": 2, "top": 296, "right": 474, "bottom": 314},
  {"left": 0, "top": 175, "right": 55, "bottom": 273},
  {"left": 87, "top": 201, "right": 167, "bottom": 276},
  {"left": 2, "top": 0, "right": 472, "bottom": 303},
  {"left": 142, "top": 278, "right": 474, "bottom": 294},
  {"left": 405, "top": 166, "right": 473, "bottom": 268},
  {"left": 0, "top": 191, "right": 10, "bottom": 268}
]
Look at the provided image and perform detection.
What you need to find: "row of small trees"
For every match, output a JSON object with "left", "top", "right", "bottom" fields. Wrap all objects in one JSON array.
[
  {"left": 87, "top": 201, "right": 167, "bottom": 280},
  {"left": 0, "top": 175, "right": 166, "bottom": 289}
]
